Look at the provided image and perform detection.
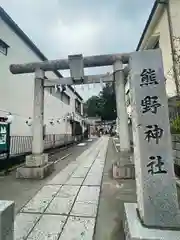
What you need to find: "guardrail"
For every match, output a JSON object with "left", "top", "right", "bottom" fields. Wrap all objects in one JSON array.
[{"left": 0, "top": 134, "right": 82, "bottom": 160}]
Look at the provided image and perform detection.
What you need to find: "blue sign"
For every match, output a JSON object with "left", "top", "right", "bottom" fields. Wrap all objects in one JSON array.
[{"left": 0, "top": 123, "right": 10, "bottom": 153}]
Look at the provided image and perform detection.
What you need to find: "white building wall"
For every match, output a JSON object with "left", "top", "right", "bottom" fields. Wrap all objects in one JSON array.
[
  {"left": 170, "top": 0, "right": 180, "bottom": 38},
  {"left": 137, "top": 6, "right": 176, "bottom": 97},
  {"left": 125, "top": 0, "right": 180, "bottom": 118},
  {"left": 152, "top": 7, "right": 176, "bottom": 97},
  {"left": 0, "top": 17, "right": 82, "bottom": 137}
]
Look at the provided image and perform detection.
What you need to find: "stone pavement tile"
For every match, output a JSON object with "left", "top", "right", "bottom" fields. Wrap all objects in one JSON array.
[
  {"left": 94, "top": 160, "right": 105, "bottom": 167},
  {"left": 76, "top": 186, "right": 100, "bottom": 204},
  {"left": 91, "top": 161, "right": 104, "bottom": 168},
  {"left": 76, "top": 151, "right": 90, "bottom": 162},
  {"left": 82, "top": 159, "right": 94, "bottom": 166},
  {"left": 93, "top": 162, "right": 104, "bottom": 168},
  {"left": 47, "top": 163, "right": 78, "bottom": 185},
  {"left": 76, "top": 142, "right": 99, "bottom": 160},
  {"left": 65, "top": 177, "right": 84, "bottom": 185},
  {"left": 89, "top": 169, "right": 103, "bottom": 176},
  {"left": 21, "top": 185, "right": 61, "bottom": 213},
  {"left": 27, "top": 215, "right": 67, "bottom": 240},
  {"left": 47, "top": 173, "right": 69, "bottom": 185},
  {"left": 15, "top": 213, "right": 41, "bottom": 240},
  {"left": 83, "top": 175, "right": 102, "bottom": 186},
  {"left": 83, "top": 164, "right": 92, "bottom": 168},
  {"left": 45, "top": 186, "right": 80, "bottom": 215},
  {"left": 61, "top": 163, "right": 78, "bottom": 174},
  {"left": 45, "top": 196, "right": 75, "bottom": 215},
  {"left": 60, "top": 216, "right": 95, "bottom": 240},
  {"left": 71, "top": 168, "right": 89, "bottom": 178},
  {"left": 83, "top": 164, "right": 94, "bottom": 169},
  {"left": 56, "top": 185, "right": 80, "bottom": 198},
  {"left": 71, "top": 201, "right": 98, "bottom": 217}
]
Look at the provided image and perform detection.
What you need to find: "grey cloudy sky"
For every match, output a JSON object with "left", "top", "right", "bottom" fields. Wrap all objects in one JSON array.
[{"left": 1, "top": 0, "right": 154, "bottom": 100}]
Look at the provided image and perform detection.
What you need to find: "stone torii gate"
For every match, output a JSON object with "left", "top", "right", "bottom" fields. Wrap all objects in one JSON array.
[
  {"left": 10, "top": 49, "right": 180, "bottom": 239},
  {"left": 10, "top": 52, "right": 131, "bottom": 180}
]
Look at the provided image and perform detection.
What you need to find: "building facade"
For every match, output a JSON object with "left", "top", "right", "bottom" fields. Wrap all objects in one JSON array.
[
  {"left": 125, "top": 0, "right": 180, "bottom": 121},
  {"left": 0, "top": 7, "right": 84, "bottom": 156}
]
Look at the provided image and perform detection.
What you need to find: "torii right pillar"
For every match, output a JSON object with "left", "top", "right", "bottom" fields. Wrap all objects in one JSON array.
[
  {"left": 113, "top": 60, "right": 135, "bottom": 179},
  {"left": 114, "top": 60, "right": 130, "bottom": 152}
]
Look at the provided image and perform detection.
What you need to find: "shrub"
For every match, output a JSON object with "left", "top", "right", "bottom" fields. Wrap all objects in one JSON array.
[{"left": 171, "top": 116, "right": 180, "bottom": 134}]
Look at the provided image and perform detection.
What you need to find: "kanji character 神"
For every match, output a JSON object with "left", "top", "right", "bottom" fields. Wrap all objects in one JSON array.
[{"left": 144, "top": 125, "right": 163, "bottom": 144}]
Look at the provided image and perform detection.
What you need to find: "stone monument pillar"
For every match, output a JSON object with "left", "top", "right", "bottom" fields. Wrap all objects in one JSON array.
[{"left": 124, "top": 49, "right": 180, "bottom": 239}]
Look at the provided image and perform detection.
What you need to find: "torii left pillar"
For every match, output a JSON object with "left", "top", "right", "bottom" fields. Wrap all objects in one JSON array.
[{"left": 16, "top": 69, "right": 54, "bottom": 179}]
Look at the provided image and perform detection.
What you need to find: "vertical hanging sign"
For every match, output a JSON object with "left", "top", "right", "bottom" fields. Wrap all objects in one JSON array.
[{"left": 0, "top": 120, "right": 10, "bottom": 153}]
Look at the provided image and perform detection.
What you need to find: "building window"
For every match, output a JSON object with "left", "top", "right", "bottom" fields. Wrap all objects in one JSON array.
[
  {"left": 75, "top": 99, "right": 81, "bottom": 114},
  {"left": 61, "top": 92, "right": 70, "bottom": 105},
  {"left": 153, "top": 40, "right": 159, "bottom": 49},
  {"left": 126, "top": 90, "right": 130, "bottom": 107},
  {"left": 0, "top": 39, "right": 9, "bottom": 56}
]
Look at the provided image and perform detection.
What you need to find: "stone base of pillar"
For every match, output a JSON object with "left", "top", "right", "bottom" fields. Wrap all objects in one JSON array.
[
  {"left": 123, "top": 203, "right": 180, "bottom": 240},
  {"left": 16, "top": 162, "right": 54, "bottom": 179},
  {"left": 16, "top": 154, "right": 54, "bottom": 179},
  {"left": 113, "top": 162, "right": 135, "bottom": 179},
  {"left": 112, "top": 152, "right": 135, "bottom": 179},
  {"left": 25, "top": 153, "right": 48, "bottom": 167}
]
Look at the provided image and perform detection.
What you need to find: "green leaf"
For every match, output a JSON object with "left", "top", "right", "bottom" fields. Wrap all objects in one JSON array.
[{"left": 84, "top": 83, "right": 117, "bottom": 121}]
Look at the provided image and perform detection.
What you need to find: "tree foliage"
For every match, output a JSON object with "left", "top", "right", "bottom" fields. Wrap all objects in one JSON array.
[
  {"left": 84, "top": 83, "right": 117, "bottom": 121},
  {"left": 171, "top": 116, "right": 180, "bottom": 134},
  {"left": 167, "top": 36, "right": 180, "bottom": 95}
]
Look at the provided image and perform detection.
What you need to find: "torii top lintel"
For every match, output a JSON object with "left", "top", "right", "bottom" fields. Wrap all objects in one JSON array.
[{"left": 9, "top": 53, "right": 130, "bottom": 74}]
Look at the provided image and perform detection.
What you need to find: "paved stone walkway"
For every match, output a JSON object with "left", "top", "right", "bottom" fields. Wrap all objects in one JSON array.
[{"left": 15, "top": 136, "right": 109, "bottom": 240}]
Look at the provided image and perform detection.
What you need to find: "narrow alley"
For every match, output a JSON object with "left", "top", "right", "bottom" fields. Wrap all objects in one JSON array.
[{"left": 15, "top": 137, "right": 109, "bottom": 239}]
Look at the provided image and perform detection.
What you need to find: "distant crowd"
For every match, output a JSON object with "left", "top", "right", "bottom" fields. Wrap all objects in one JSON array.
[{"left": 92, "top": 124, "right": 116, "bottom": 137}]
